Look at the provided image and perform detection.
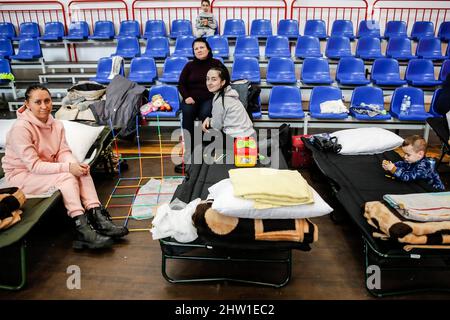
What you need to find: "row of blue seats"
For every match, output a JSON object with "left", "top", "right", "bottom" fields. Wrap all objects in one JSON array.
[
  {"left": 1, "top": 33, "right": 449, "bottom": 62},
  {"left": 2, "top": 19, "right": 450, "bottom": 42},
  {"left": 88, "top": 54, "right": 449, "bottom": 88},
  {"left": 140, "top": 84, "right": 441, "bottom": 121}
]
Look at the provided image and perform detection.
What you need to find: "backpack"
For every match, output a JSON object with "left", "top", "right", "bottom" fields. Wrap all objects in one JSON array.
[{"left": 230, "top": 79, "right": 261, "bottom": 121}]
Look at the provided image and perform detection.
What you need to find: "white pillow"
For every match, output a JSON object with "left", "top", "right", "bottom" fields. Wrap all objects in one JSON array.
[
  {"left": 330, "top": 127, "right": 404, "bottom": 155},
  {"left": 61, "top": 120, "right": 104, "bottom": 163},
  {"left": 208, "top": 178, "right": 333, "bottom": 219},
  {"left": 0, "top": 119, "right": 16, "bottom": 148}
]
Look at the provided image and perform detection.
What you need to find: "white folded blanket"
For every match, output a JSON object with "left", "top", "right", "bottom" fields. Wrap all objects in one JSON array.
[{"left": 319, "top": 99, "right": 349, "bottom": 114}]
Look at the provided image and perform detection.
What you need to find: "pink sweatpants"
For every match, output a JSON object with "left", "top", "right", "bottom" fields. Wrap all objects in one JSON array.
[{"left": 7, "top": 171, "right": 101, "bottom": 218}]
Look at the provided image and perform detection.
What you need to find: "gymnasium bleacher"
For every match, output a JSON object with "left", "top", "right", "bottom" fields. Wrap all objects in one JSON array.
[{"left": 0, "top": 0, "right": 449, "bottom": 139}]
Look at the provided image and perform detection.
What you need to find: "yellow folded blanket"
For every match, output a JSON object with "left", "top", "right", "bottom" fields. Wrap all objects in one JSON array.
[{"left": 229, "top": 168, "right": 313, "bottom": 209}]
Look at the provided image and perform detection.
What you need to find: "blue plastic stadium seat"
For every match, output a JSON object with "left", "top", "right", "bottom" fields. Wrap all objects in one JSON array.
[
  {"left": 170, "top": 19, "right": 192, "bottom": 38},
  {"left": 0, "top": 38, "right": 14, "bottom": 59},
  {"left": 14, "top": 22, "right": 40, "bottom": 40},
  {"left": 234, "top": 36, "right": 259, "bottom": 58},
  {"left": 330, "top": 20, "right": 355, "bottom": 40},
  {"left": 159, "top": 56, "right": 189, "bottom": 83},
  {"left": 429, "top": 88, "right": 443, "bottom": 117},
  {"left": 250, "top": 19, "right": 272, "bottom": 38},
  {"left": 231, "top": 56, "right": 260, "bottom": 83},
  {"left": 142, "top": 36, "right": 169, "bottom": 58},
  {"left": 390, "top": 87, "right": 431, "bottom": 121},
  {"left": 0, "top": 58, "right": 12, "bottom": 84},
  {"left": 384, "top": 21, "right": 407, "bottom": 39},
  {"left": 64, "top": 21, "right": 89, "bottom": 40},
  {"left": 40, "top": 22, "right": 65, "bottom": 41},
  {"left": 301, "top": 57, "right": 333, "bottom": 84},
  {"left": 10, "top": 38, "right": 42, "bottom": 60},
  {"left": 415, "top": 37, "right": 446, "bottom": 60},
  {"left": 309, "top": 86, "right": 348, "bottom": 119},
  {"left": 295, "top": 35, "right": 322, "bottom": 58},
  {"left": 265, "top": 35, "right": 291, "bottom": 58},
  {"left": 143, "top": 20, "right": 166, "bottom": 38},
  {"left": 304, "top": 20, "right": 327, "bottom": 39},
  {"left": 222, "top": 19, "right": 245, "bottom": 38},
  {"left": 173, "top": 35, "right": 195, "bottom": 58},
  {"left": 405, "top": 59, "right": 442, "bottom": 86},
  {"left": 117, "top": 20, "right": 140, "bottom": 38},
  {"left": 350, "top": 86, "right": 391, "bottom": 120},
  {"left": 128, "top": 57, "right": 157, "bottom": 84},
  {"left": 410, "top": 21, "right": 435, "bottom": 41},
  {"left": 206, "top": 35, "right": 229, "bottom": 58},
  {"left": 266, "top": 57, "right": 296, "bottom": 84},
  {"left": 268, "top": 86, "right": 304, "bottom": 119},
  {"left": 439, "top": 59, "right": 450, "bottom": 81},
  {"left": 90, "top": 57, "right": 124, "bottom": 84},
  {"left": 371, "top": 58, "right": 406, "bottom": 86},
  {"left": 336, "top": 57, "right": 370, "bottom": 86},
  {"left": 112, "top": 36, "right": 141, "bottom": 58},
  {"left": 277, "top": 19, "right": 299, "bottom": 39},
  {"left": 325, "top": 36, "right": 353, "bottom": 59},
  {"left": 357, "top": 20, "right": 381, "bottom": 38},
  {"left": 438, "top": 21, "right": 450, "bottom": 42},
  {"left": 146, "top": 85, "right": 180, "bottom": 118},
  {"left": 386, "top": 36, "right": 416, "bottom": 60},
  {"left": 355, "top": 36, "right": 384, "bottom": 60},
  {"left": 89, "top": 21, "right": 115, "bottom": 40},
  {"left": 0, "top": 22, "right": 16, "bottom": 40}
]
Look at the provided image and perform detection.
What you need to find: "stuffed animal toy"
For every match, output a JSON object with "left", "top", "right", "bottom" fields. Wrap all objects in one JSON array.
[
  {"left": 140, "top": 94, "right": 172, "bottom": 116},
  {"left": 0, "top": 187, "right": 26, "bottom": 231}
]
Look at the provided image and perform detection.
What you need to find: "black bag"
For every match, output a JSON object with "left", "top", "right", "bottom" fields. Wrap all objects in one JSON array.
[
  {"left": 310, "top": 134, "right": 342, "bottom": 153},
  {"left": 230, "top": 80, "right": 261, "bottom": 122}
]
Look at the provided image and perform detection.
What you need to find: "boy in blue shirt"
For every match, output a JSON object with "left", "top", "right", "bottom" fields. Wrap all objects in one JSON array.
[{"left": 382, "top": 135, "right": 445, "bottom": 191}]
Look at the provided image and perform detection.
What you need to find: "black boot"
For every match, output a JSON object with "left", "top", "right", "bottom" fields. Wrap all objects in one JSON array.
[
  {"left": 73, "top": 214, "right": 114, "bottom": 249},
  {"left": 87, "top": 206, "right": 129, "bottom": 238}
]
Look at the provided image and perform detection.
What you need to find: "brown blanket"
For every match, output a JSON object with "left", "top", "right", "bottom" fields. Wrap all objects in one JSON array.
[
  {"left": 364, "top": 201, "right": 450, "bottom": 245},
  {"left": 192, "top": 202, "right": 318, "bottom": 244}
]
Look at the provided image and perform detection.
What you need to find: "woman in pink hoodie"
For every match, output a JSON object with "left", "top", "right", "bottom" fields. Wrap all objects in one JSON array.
[{"left": 1, "top": 85, "right": 128, "bottom": 249}]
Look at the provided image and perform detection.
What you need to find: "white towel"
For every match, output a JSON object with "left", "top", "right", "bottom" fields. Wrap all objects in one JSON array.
[
  {"left": 319, "top": 99, "right": 348, "bottom": 114},
  {"left": 108, "top": 55, "right": 124, "bottom": 80}
]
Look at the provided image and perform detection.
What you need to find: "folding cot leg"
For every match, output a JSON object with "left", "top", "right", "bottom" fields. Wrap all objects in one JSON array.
[{"left": 0, "top": 239, "right": 27, "bottom": 291}]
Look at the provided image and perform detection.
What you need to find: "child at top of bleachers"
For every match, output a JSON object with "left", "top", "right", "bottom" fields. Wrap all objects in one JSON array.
[
  {"left": 195, "top": 0, "right": 217, "bottom": 38},
  {"left": 382, "top": 135, "right": 445, "bottom": 191}
]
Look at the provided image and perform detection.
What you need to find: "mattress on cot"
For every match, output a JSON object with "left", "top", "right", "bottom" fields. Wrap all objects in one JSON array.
[{"left": 304, "top": 141, "right": 442, "bottom": 255}]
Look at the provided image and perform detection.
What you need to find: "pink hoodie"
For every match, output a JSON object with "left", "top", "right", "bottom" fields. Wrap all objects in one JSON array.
[{"left": 2, "top": 106, "right": 77, "bottom": 180}]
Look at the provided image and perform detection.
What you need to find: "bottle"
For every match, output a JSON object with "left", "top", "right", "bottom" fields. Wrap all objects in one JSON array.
[
  {"left": 405, "top": 96, "right": 411, "bottom": 114},
  {"left": 400, "top": 95, "right": 407, "bottom": 114}
]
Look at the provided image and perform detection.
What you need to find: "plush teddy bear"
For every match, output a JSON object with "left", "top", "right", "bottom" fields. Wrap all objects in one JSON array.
[{"left": 140, "top": 94, "right": 172, "bottom": 116}]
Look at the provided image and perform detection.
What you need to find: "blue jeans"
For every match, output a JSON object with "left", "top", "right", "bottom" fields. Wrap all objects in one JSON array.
[{"left": 180, "top": 99, "right": 213, "bottom": 153}]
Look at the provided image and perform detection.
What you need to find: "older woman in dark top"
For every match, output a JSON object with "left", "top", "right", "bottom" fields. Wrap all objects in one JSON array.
[{"left": 178, "top": 37, "right": 223, "bottom": 168}]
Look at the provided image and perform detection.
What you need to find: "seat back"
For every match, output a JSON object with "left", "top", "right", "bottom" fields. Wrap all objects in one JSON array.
[
  {"left": 206, "top": 35, "right": 229, "bottom": 58},
  {"left": 0, "top": 58, "right": 12, "bottom": 74},
  {"left": 266, "top": 57, "right": 296, "bottom": 83},
  {"left": 0, "top": 38, "right": 14, "bottom": 58},
  {"left": 93, "top": 20, "right": 115, "bottom": 38},
  {"left": 250, "top": 19, "right": 272, "bottom": 37},
  {"left": 355, "top": 36, "right": 383, "bottom": 58},
  {"left": 129, "top": 57, "right": 156, "bottom": 81},
  {"left": 304, "top": 19, "right": 327, "bottom": 39},
  {"left": 429, "top": 88, "right": 443, "bottom": 116},
  {"left": 325, "top": 36, "right": 352, "bottom": 58},
  {"left": 310, "top": 86, "right": 343, "bottom": 113},
  {"left": 17, "top": 38, "right": 42, "bottom": 57},
  {"left": 405, "top": 59, "right": 436, "bottom": 81},
  {"left": 118, "top": 20, "right": 140, "bottom": 38},
  {"left": 144, "top": 20, "right": 166, "bottom": 38},
  {"left": 384, "top": 20, "right": 407, "bottom": 39},
  {"left": 265, "top": 35, "right": 291, "bottom": 58},
  {"left": 67, "top": 21, "right": 89, "bottom": 38},
  {"left": 357, "top": 20, "right": 381, "bottom": 38},
  {"left": 439, "top": 60, "right": 450, "bottom": 81},
  {"left": 43, "top": 22, "right": 65, "bottom": 39},
  {"left": 0, "top": 22, "right": 16, "bottom": 39},
  {"left": 223, "top": 19, "right": 246, "bottom": 38},
  {"left": 115, "top": 36, "right": 140, "bottom": 57},
  {"left": 411, "top": 21, "right": 435, "bottom": 40},
  {"left": 416, "top": 37, "right": 444, "bottom": 58},
  {"left": 330, "top": 20, "right": 354, "bottom": 39},
  {"left": 162, "top": 56, "right": 189, "bottom": 79},
  {"left": 231, "top": 56, "right": 260, "bottom": 82},
  {"left": 18, "top": 22, "right": 40, "bottom": 38},
  {"left": 438, "top": 21, "right": 450, "bottom": 41},
  {"left": 295, "top": 35, "right": 321, "bottom": 58},
  {"left": 277, "top": 19, "right": 299, "bottom": 38},
  {"left": 336, "top": 57, "right": 366, "bottom": 80},
  {"left": 234, "top": 36, "right": 259, "bottom": 57},
  {"left": 371, "top": 58, "right": 402, "bottom": 81},
  {"left": 350, "top": 86, "right": 384, "bottom": 108},
  {"left": 390, "top": 87, "right": 425, "bottom": 114},
  {"left": 170, "top": 19, "right": 192, "bottom": 38},
  {"left": 148, "top": 85, "right": 180, "bottom": 112},
  {"left": 143, "top": 36, "right": 169, "bottom": 58},
  {"left": 95, "top": 57, "right": 113, "bottom": 79},
  {"left": 301, "top": 57, "right": 331, "bottom": 82},
  {"left": 173, "top": 35, "right": 195, "bottom": 57},
  {"left": 268, "top": 86, "right": 303, "bottom": 118},
  {"left": 386, "top": 36, "right": 414, "bottom": 58}
]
